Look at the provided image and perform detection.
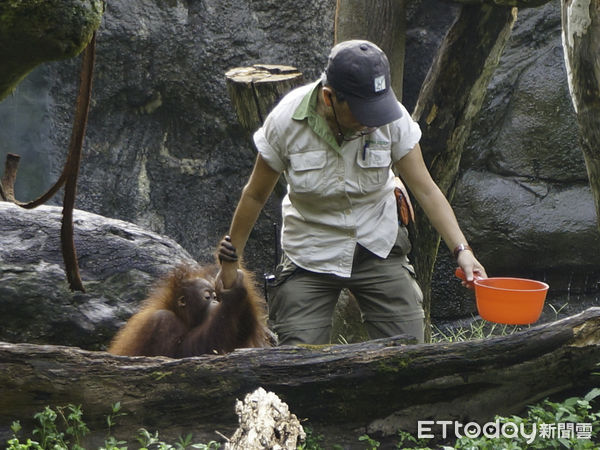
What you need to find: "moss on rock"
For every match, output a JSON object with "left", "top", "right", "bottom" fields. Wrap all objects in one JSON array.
[{"left": 0, "top": 0, "right": 104, "bottom": 100}]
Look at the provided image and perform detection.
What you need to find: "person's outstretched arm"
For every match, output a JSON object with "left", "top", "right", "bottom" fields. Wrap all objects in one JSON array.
[
  {"left": 395, "top": 143, "right": 487, "bottom": 283},
  {"left": 218, "top": 154, "right": 281, "bottom": 288}
]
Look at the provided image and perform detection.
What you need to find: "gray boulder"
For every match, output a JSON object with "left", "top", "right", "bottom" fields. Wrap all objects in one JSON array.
[
  {"left": 459, "top": 1, "right": 597, "bottom": 272},
  {"left": 0, "top": 202, "right": 195, "bottom": 350}
]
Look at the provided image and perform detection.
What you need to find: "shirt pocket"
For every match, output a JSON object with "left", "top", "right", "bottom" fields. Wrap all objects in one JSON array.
[
  {"left": 287, "top": 150, "right": 327, "bottom": 193},
  {"left": 356, "top": 145, "right": 392, "bottom": 192}
]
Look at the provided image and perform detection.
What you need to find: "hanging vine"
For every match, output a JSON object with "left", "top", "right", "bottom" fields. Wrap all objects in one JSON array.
[{"left": 0, "top": 32, "right": 97, "bottom": 292}]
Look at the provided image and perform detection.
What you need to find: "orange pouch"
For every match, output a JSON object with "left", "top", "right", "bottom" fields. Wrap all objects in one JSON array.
[{"left": 394, "top": 187, "right": 411, "bottom": 226}]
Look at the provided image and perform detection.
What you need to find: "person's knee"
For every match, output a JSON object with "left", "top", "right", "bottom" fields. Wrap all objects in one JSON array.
[
  {"left": 274, "top": 325, "right": 332, "bottom": 346},
  {"left": 365, "top": 318, "right": 424, "bottom": 344},
  {"left": 268, "top": 272, "right": 340, "bottom": 346}
]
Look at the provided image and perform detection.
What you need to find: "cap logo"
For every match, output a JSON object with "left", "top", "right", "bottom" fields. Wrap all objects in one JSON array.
[{"left": 374, "top": 75, "right": 386, "bottom": 93}]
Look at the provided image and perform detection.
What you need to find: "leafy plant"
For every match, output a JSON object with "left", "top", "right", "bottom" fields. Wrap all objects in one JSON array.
[
  {"left": 101, "top": 402, "right": 127, "bottom": 450},
  {"left": 548, "top": 302, "right": 569, "bottom": 320},
  {"left": 6, "top": 421, "right": 42, "bottom": 450},
  {"left": 395, "top": 429, "right": 429, "bottom": 449},
  {"left": 6, "top": 405, "right": 93, "bottom": 450},
  {"left": 448, "top": 388, "right": 600, "bottom": 449},
  {"left": 99, "top": 435, "right": 127, "bottom": 450},
  {"left": 6, "top": 390, "right": 599, "bottom": 450},
  {"left": 27, "top": 405, "right": 89, "bottom": 450},
  {"left": 358, "top": 433, "right": 380, "bottom": 449},
  {"left": 136, "top": 428, "right": 162, "bottom": 448},
  {"left": 297, "top": 427, "right": 325, "bottom": 450},
  {"left": 105, "top": 402, "right": 126, "bottom": 435},
  {"left": 6, "top": 404, "right": 221, "bottom": 450}
]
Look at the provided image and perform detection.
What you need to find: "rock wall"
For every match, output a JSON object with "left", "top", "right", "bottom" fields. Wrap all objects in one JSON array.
[
  {"left": 0, "top": 203, "right": 195, "bottom": 349},
  {"left": 0, "top": 0, "right": 336, "bottom": 275}
]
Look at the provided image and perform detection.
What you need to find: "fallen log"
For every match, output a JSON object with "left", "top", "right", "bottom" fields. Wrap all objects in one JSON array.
[{"left": 1, "top": 307, "right": 599, "bottom": 447}]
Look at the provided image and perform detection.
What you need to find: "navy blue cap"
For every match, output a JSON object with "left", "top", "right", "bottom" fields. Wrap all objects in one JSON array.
[{"left": 325, "top": 40, "right": 402, "bottom": 127}]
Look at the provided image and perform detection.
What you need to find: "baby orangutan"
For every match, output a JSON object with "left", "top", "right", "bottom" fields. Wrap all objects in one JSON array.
[{"left": 108, "top": 261, "right": 271, "bottom": 357}]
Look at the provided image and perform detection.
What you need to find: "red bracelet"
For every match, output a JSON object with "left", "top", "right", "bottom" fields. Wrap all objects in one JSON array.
[{"left": 453, "top": 243, "right": 473, "bottom": 260}]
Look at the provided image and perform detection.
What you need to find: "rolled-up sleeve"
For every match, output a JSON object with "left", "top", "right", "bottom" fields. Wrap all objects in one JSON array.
[
  {"left": 390, "top": 103, "right": 422, "bottom": 162},
  {"left": 253, "top": 122, "right": 286, "bottom": 174}
]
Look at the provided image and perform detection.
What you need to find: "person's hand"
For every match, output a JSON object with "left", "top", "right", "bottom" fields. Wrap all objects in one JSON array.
[
  {"left": 217, "top": 235, "right": 239, "bottom": 289},
  {"left": 217, "top": 235, "right": 238, "bottom": 263},
  {"left": 457, "top": 250, "right": 487, "bottom": 289}
]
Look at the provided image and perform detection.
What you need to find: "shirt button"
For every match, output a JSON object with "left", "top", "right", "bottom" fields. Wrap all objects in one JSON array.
[
  {"left": 338, "top": 176, "right": 344, "bottom": 182},
  {"left": 344, "top": 209, "right": 351, "bottom": 215}
]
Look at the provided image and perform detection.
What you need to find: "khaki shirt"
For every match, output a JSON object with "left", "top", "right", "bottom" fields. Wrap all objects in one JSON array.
[{"left": 254, "top": 81, "right": 421, "bottom": 277}]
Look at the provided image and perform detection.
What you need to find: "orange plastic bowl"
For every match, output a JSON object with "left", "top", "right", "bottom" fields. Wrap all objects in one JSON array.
[{"left": 455, "top": 268, "right": 549, "bottom": 324}]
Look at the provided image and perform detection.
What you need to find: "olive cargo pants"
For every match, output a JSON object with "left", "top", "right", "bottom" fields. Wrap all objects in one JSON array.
[{"left": 268, "top": 226, "right": 425, "bottom": 345}]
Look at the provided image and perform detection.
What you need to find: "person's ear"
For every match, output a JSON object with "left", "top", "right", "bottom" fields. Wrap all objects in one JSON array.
[{"left": 322, "top": 86, "right": 334, "bottom": 107}]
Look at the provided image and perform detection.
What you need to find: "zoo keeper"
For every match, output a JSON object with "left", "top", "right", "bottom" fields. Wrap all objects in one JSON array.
[{"left": 218, "top": 40, "right": 487, "bottom": 345}]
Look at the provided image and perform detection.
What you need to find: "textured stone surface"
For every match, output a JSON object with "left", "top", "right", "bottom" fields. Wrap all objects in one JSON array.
[{"left": 0, "top": 0, "right": 336, "bottom": 273}]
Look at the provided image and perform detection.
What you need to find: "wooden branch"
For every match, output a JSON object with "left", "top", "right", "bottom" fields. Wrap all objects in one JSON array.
[
  {"left": 413, "top": 5, "right": 517, "bottom": 188},
  {"left": 0, "top": 153, "right": 20, "bottom": 202},
  {"left": 0, "top": 153, "right": 67, "bottom": 208},
  {"left": 1, "top": 34, "right": 96, "bottom": 292},
  {"left": 1, "top": 308, "right": 599, "bottom": 445}
]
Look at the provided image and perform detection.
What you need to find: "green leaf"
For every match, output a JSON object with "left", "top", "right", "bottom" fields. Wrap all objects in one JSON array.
[{"left": 584, "top": 388, "right": 600, "bottom": 402}]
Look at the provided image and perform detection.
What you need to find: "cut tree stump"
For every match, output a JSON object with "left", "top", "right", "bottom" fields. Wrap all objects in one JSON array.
[
  {"left": 1, "top": 308, "right": 599, "bottom": 446},
  {"left": 225, "top": 64, "right": 303, "bottom": 137},
  {"left": 225, "top": 64, "right": 303, "bottom": 199}
]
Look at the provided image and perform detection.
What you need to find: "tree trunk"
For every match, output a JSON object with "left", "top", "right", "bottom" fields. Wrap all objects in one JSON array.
[
  {"left": 410, "top": 5, "right": 517, "bottom": 341},
  {"left": 334, "top": 0, "right": 406, "bottom": 100},
  {"left": 1, "top": 308, "right": 599, "bottom": 446},
  {"left": 561, "top": 0, "right": 600, "bottom": 231}
]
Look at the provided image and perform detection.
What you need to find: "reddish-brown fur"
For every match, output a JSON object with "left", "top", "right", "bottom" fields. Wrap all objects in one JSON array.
[{"left": 108, "top": 263, "right": 271, "bottom": 357}]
